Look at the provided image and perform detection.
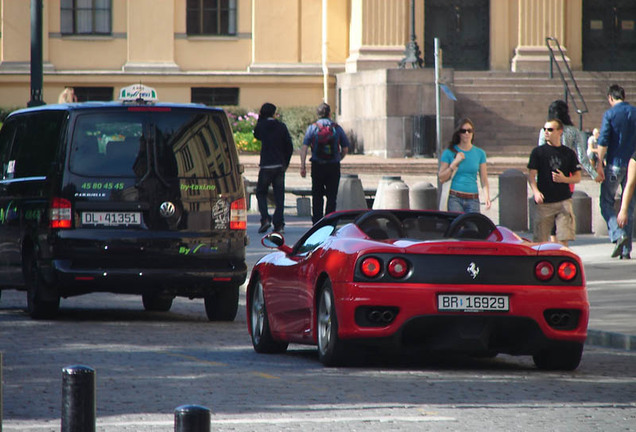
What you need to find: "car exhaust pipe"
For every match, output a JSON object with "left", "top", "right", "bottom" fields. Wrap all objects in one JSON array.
[
  {"left": 381, "top": 310, "right": 395, "bottom": 323},
  {"left": 548, "top": 312, "right": 569, "bottom": 327},
  {"left": 368, "top": 310, "right": 381, "bottom": 322}
]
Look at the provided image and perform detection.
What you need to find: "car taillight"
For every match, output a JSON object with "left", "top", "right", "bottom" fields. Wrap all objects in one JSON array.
[
  {"left": 534, "top": 260, "right": 554, "bottom": 281},
  {"left": 360, "top": 257, "right": 381, "bottom": 278},
  {"left": 557, "top": 261, "right": 577, "bottom": 281},
  {"left": 230, "top": 198, "right": 247, "bottom": 230},
  {"left": 50, "top": 197, "right": 72, "bottom": 229},
  {"left": 387, "top": 257, "right": 409, "bottom": 278}
]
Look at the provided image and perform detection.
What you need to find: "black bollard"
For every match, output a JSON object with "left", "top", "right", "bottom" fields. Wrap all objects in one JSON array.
[
  {"left": 174, "top": 404, "right": 211, "bottom": 432},
  {"left": 1, "top": 351, "right": 3, "bottom": 431},
  {"left": 61, "top": 365, "right": 96, "bottom": 432}
]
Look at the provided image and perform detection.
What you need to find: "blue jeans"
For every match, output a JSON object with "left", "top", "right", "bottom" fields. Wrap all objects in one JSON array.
[
  {"left": 256, "top": 167, "right": 285, "bottom": 228},
  {"left": 600, "top": 164, "right": 636, "bottom": 254},
  {"left": 448, "top": 195, "right": 480, "bottom": 213}
]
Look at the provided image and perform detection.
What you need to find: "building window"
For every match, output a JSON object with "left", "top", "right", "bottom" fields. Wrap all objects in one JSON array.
[
  {"left": 192, "top": 88, "right": 239, "bottom": 106},
  {"left": 61, "top": 0, "right": 112, "bottom": 35},
  {"left": 186, "top": 0, "right": 237, "bottom": 36},
  {"left": 74, "top": 87, "right": 114, "bottom": 102}
]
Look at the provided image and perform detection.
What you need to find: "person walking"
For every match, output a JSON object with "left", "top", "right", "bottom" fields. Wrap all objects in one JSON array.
[
  {"left": 438, "top": 118, "right": 491, "bottom": 213},
  {"left": 253, "top": 102, "right": 294, "bottom": 234},
  {"left": 300, "top": 102, "right": 350, "bottom": 224},
  {"left": 527, "top": 119, "right": 581, "bottom": 247},
  {"left": 617, "top": 150, "right": 636, "bottom": 231},
  {"left": 595, "top": 84, "right": 636, "bottom": 259},
  {"left": 538, "top": 100, "right": 598, "bottom": 181}
]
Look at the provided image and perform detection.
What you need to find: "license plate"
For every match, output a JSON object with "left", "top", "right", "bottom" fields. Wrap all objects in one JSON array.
[
  {"left": 82, "top": 212, "right": 141, "bottom": 226},
  {"left": 438, "top": 294, "right": 509, "bottom": 312}
]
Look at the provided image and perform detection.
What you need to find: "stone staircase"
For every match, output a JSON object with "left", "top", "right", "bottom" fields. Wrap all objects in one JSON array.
[{"left": 452, "top": 71, "right": 636, "bottom": 156}]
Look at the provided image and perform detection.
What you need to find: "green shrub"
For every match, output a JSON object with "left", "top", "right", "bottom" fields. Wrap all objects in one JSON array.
[{"left": 225, "top": 105, "right": 317, "bottom": 153}]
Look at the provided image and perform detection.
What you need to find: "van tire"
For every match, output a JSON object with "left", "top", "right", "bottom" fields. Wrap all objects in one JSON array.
[
  {"left": 204, "top": 285, "right": 239, "bottom": 321},
  {"left": 25, "top": 255, "right": 60, "bottom": 319},
  {"left": 142, "top": 293, "right": 174, "bottom": 312}
]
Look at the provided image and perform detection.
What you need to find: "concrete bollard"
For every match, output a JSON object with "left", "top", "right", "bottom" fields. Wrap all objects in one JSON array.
[
  {"left": 296, "top": 197, "right": 311, "bottom": 217},
  {"left": 336, "top": 174, "right": 367, "bottom": 211},
  {"left": 572, "top": 190, "right": 592, "bottom": 234},
  {"left": 175, "top": 404, "right": 211, "bottom": 432},
  {"left": 499, "top": 169, "right": 528, "bottom": 231},
  {"left": 409, "top": 182, "right": 437, "bottom": 210},
  {"left": 372, "top": 176, "right": 410, "bottom": 209},
  {"left": 61, "top": 365, "right": 96, "bottom": 432}
]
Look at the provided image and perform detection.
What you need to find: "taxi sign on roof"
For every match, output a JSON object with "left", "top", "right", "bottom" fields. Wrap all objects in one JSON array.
[{"left": 119, "top": 84, "right": 158, "bottom": 102}]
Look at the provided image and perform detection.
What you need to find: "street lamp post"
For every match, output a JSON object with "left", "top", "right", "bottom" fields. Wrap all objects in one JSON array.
[{"left": 399, "top": 0, "right": 423, "bottom": 69}]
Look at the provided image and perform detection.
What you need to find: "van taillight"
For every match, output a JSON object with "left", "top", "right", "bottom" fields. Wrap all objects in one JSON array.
[
  {"left": 50, "top": 197, "right": 72, "bottom": 229},
  {"left": 230, "top": 198, "right": 247, "bottom": 230}
]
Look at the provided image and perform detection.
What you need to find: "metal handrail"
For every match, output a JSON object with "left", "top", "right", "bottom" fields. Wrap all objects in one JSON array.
[{"left": 546, "top": 37, "right": 588, "bottom": 130}]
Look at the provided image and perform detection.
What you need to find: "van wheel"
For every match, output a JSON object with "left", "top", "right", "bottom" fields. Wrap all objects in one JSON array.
[
  {"left": 25, "top": 255, "right": 60, "bottom": 319},
  {"left": 142, "top": 293, "right": 174, "bottom": 312},
  {"left": 204, "top": 285, "right": 239, "bottom": 321}
]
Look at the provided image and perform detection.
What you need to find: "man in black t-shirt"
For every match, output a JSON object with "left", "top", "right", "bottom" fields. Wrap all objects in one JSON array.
[{"left": 527, "top": 119, "right": 582, "bottom": 246}]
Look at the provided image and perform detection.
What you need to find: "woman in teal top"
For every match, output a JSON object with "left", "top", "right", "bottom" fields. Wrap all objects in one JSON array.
[{"left": 438, "top": 118, "right": 491, "bottom": 213}]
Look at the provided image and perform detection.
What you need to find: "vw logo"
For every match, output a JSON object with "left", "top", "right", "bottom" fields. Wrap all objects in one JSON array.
[{"left": 159, "top": 201, "right": 176, "bottom": 218}]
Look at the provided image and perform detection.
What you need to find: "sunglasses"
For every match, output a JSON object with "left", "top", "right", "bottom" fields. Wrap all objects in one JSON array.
[
  {"left": 543, "top": 127, "right": 556, "bottom": 132},
  {"left": 459, "top": 128, "right": 473, "bottom": 134}
]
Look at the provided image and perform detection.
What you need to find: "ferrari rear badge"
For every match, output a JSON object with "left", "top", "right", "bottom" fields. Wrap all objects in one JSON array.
[{"left": 467, "top": 262, "right": 480, "bottom": 279}]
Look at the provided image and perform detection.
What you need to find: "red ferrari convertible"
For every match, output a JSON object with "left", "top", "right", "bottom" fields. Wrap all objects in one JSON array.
[{"left": 246, "top": 210, "right": 589, "bottom": 370}]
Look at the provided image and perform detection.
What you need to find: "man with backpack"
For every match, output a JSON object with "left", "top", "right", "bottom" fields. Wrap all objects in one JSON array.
[{"left": 300, "top": 102, "right": 350, "bottom": 224}]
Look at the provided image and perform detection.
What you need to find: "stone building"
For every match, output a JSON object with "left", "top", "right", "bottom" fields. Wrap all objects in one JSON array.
[{"left": 0, "top": 0, "right": 634, "bottom": 156}]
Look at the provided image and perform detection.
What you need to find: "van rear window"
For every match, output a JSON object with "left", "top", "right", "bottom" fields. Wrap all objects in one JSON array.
[{"left": 69, "top": 110, "right": 233, "bottom": 179}]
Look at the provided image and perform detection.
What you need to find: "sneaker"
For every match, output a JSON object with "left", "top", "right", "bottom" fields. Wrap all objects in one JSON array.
[
  {"left": 273, "top": 225, "right": 285, "bottom": 234},
  {"left": 258, "top": 220, "right": 271, "bottom": 234},
  {"left": 611, "top": 234, "right": 629, "bottom": 258},
  {"left": 620, "top": 253, "right": 631, "bottom": 260}
]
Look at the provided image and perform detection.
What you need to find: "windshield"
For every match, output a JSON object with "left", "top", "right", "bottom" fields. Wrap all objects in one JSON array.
[{"left": 69, "top": 109, "right": 233, "bottom": 179}]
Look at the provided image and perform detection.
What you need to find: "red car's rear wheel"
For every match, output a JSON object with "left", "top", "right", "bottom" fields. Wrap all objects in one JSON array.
[{"left": 317, "top": 280, "right": 348, "bottom": 366}]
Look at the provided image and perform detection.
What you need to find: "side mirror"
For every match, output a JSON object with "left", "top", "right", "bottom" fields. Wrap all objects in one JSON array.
[
  {"left": 262, "top": 232, "right": 284, "bottom": 248},
  {"left": 261, "top": 232, "right": 292, "bottom": 254}
]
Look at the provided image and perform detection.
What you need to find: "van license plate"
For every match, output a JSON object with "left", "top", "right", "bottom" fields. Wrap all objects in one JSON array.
[
  {"left": 438, "top": 294, "right": 509, "bottom": 312},
  {"left": 82, "top": 212, "right": 141, "bottom": 226}
]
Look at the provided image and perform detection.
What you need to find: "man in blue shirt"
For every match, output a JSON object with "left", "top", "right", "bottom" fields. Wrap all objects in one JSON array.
[
  {"left": 300, "top": 103, "right": 350, "bottom": 224},
  {"left": 595, "top": 84, "right": 636, "bottom": 259}
]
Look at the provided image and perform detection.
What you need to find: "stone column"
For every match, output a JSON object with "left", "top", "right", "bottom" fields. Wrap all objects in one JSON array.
[
  {"left": 123, "top": 0, "right": 179, "bottom": 72},
  {"left": 0, "top": 0, "right": 33, "bottom": 71},
  {"left": 346, "top": 0, "right": 411, "bottom": 72},
  {"left": 511, "top": 0, "right": 568, "bottom": 72}
]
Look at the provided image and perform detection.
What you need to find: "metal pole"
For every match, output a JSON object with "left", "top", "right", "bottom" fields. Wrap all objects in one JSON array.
[
  {"left": 321, "top": 0, "right": 328, "bottom": 103},
  {"left": 435, "top": 38, "right": 441, "bottom": 162},
  {"left": 174, "top": 405, "right": 211, "bottom": 432},
  {"left": 61, "top": 366, "right": 96, "bottom": 432},
  {"left": 28, "top": 0, "right": 45, "bottom": 107}
]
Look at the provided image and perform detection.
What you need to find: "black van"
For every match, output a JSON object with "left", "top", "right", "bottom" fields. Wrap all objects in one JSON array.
[{"left": 0, "top": 89, "right": 247, "bottom": 320}]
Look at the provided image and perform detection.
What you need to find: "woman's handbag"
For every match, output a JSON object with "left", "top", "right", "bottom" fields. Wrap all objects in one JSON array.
[{"left": 438, "top": 169, "right": 456, "bottom": 211}]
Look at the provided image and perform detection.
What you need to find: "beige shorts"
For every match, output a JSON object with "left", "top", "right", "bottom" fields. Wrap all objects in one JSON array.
[{"left": 533, "top": 198, "right": 576, "bottom": 242}]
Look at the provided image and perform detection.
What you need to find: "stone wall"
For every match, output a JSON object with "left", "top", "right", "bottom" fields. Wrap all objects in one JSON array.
[{"left": 336, "top": 68, "right": 455, "bottom": 158}]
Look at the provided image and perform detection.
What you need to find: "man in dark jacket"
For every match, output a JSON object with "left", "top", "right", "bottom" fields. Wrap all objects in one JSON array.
[{"left": 253, "top": 102, "right": 294, "bottom": 233}]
